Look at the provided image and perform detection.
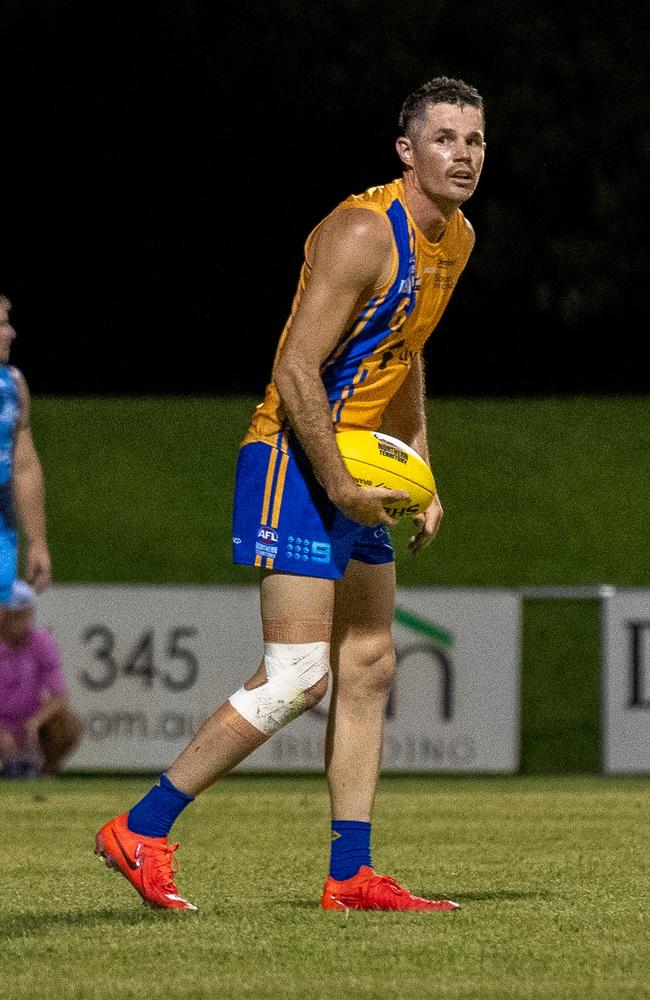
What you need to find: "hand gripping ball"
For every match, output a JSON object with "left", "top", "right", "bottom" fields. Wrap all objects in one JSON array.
[{"left": 336, "top": 431, "right": 437, "bottom": 519}]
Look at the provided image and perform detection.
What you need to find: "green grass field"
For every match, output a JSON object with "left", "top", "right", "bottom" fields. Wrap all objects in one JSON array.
[
  {"left": 28, "top": 395, "right": 647, "bottom": 774},
  {"left": 31, "top": 394, "right": 650, "bottom": 587},
  {"left": 3, "top": 774, "right": 650, "bottom": 999}
]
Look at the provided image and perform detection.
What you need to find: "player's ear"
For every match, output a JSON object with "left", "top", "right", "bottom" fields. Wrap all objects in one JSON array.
[{"left": 395, "top": 135, "right": 413, "bottom": 168}]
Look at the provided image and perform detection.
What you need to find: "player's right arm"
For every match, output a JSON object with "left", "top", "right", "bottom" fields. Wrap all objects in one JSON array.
[
  {"left": 273, "top": 208, "right": 408, "bottom": 527},
  {"left": 11, "top": 370, "right": 52, "bottom": 591}
]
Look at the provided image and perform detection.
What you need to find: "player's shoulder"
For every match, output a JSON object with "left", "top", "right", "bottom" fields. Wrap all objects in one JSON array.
[
  {"left": 314, "top": 179, "right": 398, "bottom": 245},
  {"left": 309, "top": 204, "right": 393, "bottom": 277},
  {"left": 321, "top": 201, "right": 392, "bottom": 243},
  {"left": 308, "top": 206, "right": 393, "bottom": 292}
]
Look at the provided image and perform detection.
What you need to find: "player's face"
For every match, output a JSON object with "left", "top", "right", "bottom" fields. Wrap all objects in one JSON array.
[
  {"left": 0, "top": 306, "right": 16, "bottom": 364},
  {"left": 398, "top": 102, "right": 485, "bottom": 206}
]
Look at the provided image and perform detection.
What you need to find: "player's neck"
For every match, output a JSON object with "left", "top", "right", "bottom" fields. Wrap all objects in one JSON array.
[{"left": 401, "top": 174, "right": 458, "bottom": 244}]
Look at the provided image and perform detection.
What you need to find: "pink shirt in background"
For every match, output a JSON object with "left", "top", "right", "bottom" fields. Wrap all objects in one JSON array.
[{"left": 0, "top": 628, "right": 66, "bottom": 739}]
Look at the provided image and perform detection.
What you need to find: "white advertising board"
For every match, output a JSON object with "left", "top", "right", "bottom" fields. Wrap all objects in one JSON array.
[
  {"left": 603, "top": 589, "right": 650, "bottom": 772},
  {"left": 36, "top": 585, "right": 520, "bottom": 773}
]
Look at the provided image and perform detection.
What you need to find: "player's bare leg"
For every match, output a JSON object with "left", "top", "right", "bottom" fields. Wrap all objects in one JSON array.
[
  {"left": 325, "top": 559, "right": 396, "bottom": 821},
  {"left": 96, "top": 570, "right": 334, "bottom": 909},
  {"left": 167, "top": 571, "right": 333, "bottom": 795},
  {"left": 321, "top": 558, "right": 458, "bottom": 911}
]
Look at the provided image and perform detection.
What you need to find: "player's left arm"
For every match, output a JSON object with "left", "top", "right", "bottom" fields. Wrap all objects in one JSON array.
[
  {"left": 381, "top": 352, "right": 443, "bottom": 554},
  {"left": 12, "top": 370, "right": 52, "bottom": 590}
]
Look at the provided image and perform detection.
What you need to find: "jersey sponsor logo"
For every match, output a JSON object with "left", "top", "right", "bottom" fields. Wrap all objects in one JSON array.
[
  {"left": 433, "top": 275, "right": 456, "bottom": 290},
  {"left": 422, "top": 259, "right": 457, "bottom": 284},
  {"left": 378, "top": 338, "right": 416, "bottom": 371}
]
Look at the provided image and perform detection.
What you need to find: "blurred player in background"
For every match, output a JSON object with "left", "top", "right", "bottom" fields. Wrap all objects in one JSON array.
[
  {"left": 0, "top": 580, "right": 81, "bottom": 778},
  {"left": 96, "top": 76, "right": 486, "bottom": 912},
  {"left": 0, "top": 295, "right": 52, "bottom": 599}
]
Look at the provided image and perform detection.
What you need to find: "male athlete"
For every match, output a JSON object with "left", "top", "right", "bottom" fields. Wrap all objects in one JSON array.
[
  {"left": 96, "top": 76, "right": 486, "bottom": 912},
  {"left": 0, "top": 296, "right": 52, "bottom": 602}
]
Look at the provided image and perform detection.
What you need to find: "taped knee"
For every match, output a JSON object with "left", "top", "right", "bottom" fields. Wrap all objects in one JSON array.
[{"left": 229, "top": 641, "right": 330, "bottom": 735}]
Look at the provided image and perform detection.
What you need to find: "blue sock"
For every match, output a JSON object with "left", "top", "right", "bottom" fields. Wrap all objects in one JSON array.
[
  {"left": 127, "top": 773, "right": 194, "bottom": 838},
  {"left": 329, "top": 820, "right": 372, "bottom": 880}
]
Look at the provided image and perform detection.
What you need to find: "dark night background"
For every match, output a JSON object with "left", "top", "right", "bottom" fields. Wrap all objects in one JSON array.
[{"left": 0, "top": 0, "right": 647, "bottom": 397}]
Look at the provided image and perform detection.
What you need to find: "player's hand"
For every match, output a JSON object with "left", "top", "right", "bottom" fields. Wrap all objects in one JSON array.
[
  {"left": 330, "top": 481, "right": 410, "bottom": 526},
  {"left": 409, "top": 495, "right": 444, "bottom": 554},
  {"left": 25, "top": 541, "right": 52, "bottom": 592}
]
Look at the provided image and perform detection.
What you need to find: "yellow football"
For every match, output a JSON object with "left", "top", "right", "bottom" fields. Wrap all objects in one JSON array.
[{"left": 336, "top": 430, "right": 437, "bottom": 519}]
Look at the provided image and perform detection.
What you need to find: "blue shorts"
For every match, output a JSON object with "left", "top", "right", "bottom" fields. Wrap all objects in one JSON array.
[
  {"left": 0, "top": 528, "right": 17, "bottom": 603},
  {"left": 232, "top": 438, "right": 394, "bottom": 580}
]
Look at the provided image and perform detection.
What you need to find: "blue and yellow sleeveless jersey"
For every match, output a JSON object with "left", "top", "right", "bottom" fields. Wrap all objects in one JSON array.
[{"left": 243, "top": 177, "right": 474, "bottom": 448}]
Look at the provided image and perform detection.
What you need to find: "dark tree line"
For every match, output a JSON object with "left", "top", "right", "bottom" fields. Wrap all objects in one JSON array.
[{"left": 0, "top": 0, "right": 647, "bottom": 394}]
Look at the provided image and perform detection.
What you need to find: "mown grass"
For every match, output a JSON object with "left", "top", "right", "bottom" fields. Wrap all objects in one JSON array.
[
  {"left": 2, "top": 774, "right": 650, "bottom": 999},
  {"left": 29, "top": 395, "right": 647, "bottom": 773},
  {"left": 30, "top": 395, "right": 650, "bottom": 586}
]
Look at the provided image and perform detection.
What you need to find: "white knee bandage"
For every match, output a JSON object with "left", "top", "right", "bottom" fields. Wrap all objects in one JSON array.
[{"left": 229, "top": 641, "right": 330, "bottom": 735}]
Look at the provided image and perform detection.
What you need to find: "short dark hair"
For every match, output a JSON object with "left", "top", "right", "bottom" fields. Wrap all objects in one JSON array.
[{"left": 398, "top": 76, "right": 484, "bottom": 136}]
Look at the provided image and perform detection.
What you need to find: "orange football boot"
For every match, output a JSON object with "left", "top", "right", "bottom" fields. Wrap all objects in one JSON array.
[
  {"left": 94, "top": 812, "right": 197, "bottom": 911},
  {"left": 321, "top": 865, "right": 459, "bottom": 911}
]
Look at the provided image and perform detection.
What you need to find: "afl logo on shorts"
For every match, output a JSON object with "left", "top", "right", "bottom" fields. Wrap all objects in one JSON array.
[
  {"left": 257, "top": 527, "right": 279, "bottom": 544},
  {"left": 256, "top": 526, "right": 280, "bottom": 559}
]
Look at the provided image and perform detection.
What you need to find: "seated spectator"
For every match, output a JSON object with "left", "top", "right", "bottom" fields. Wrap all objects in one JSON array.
[{"left": 0, "top": 580, "right": 82, "bottom": 778}]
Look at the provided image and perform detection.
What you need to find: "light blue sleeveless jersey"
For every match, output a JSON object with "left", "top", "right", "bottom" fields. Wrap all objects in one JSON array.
[
  {"left": 0, "top": 365, "right": 19, "bottom": 489},
  {"left": 0, "top": 366, "right": 20, "bottom": 600}
]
